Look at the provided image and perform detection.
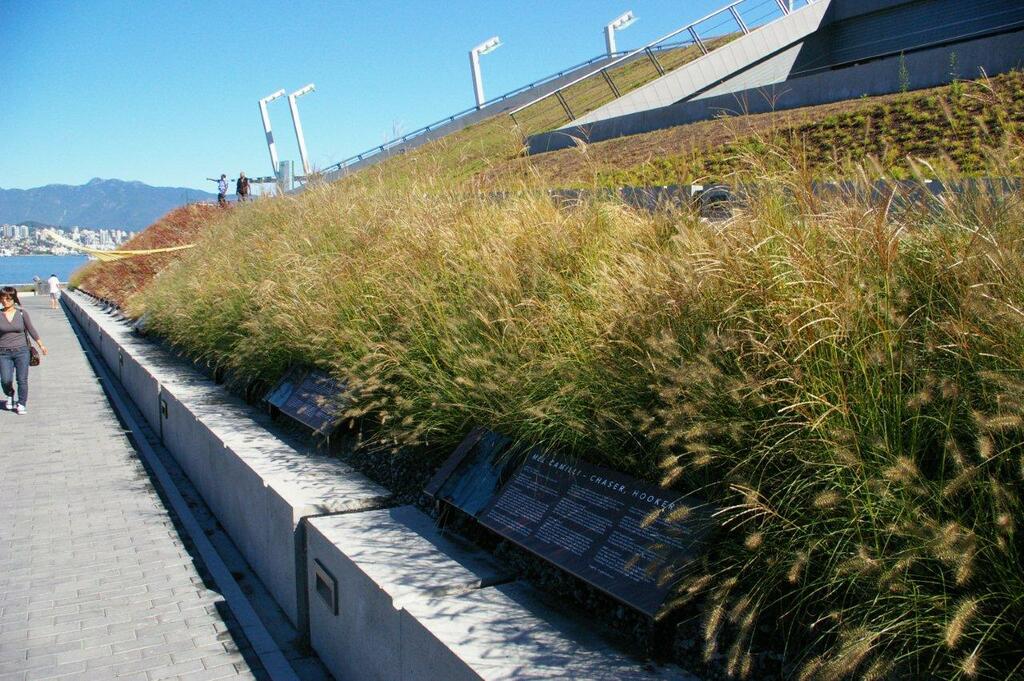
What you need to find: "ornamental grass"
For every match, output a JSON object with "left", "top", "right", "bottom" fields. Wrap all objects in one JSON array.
[{"left": 126, "top": 128, "right": 1024, "bottom": 679}]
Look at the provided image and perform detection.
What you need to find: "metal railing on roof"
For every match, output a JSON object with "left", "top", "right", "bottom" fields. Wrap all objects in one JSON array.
[
  {"left": 322, "top": 44, "right": 698, "bottom": 175},
  {"left": 508, "top": 0, "right": 816, "bottom": 124},
  {"left": 322, "top": 52, "right": 621, "bottom": 174},
  {"left": 325, "top": 0, "right": 815, "bottom": 176}
]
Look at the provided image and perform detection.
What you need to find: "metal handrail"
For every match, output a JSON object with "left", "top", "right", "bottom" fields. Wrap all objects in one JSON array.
[
  {"left": 324, "top": 52, "right": 623, "bottom": 173},
  {"left": 323, "top": 42, "right": 694, "bottom": 174},
  {"left": 324, "top": 44, "right": 706, "bottom": 173},
  {"left": 326, "top": 0, "right": 813, "bottom": 175},
  {"left": 508, "top": 0, "right": 811, "bottom": 119}
]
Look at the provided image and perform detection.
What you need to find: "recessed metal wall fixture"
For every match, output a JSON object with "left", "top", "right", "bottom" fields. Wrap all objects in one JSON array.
[
  {"left": 469, "top": 36, "right": 502, "bottom": 109},
  {"left": 287, "top": 83, "right": 316, "bottom": 178},
  {"left": 604, "top": 11, "right": 637, "bottom": 57},
  {"left": 258, "top": 89, "right": 287, "bottom": 177}
]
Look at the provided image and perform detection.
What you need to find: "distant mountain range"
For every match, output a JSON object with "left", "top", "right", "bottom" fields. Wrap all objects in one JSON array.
[{"left": 0, "top": 178, "right": 217, "bottom": 230}]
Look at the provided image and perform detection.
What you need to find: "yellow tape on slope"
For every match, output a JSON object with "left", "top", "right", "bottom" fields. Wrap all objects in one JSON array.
[{"left": 41, "top": 229, "right": 195, "bottom": 262}]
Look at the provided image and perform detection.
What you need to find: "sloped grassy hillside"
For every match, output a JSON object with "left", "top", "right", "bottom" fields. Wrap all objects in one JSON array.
[
  {"left": 74, "top": 68, "right": 1024, "bottom": 679},
  {"left": 70, "top": 203, "right": 221, "bottom": 307},
  {"left": 124, "top": 142, "right": 1024, "bottom": 678}
]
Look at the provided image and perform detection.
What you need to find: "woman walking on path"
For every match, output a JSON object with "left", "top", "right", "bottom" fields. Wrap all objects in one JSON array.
[{"left": 0, "top": 286, "right": 47, "bottom": 414}]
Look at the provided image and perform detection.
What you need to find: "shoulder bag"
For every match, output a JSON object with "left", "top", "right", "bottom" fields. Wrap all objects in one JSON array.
[{"left": 20, "top": 310, "right": 40, "bottom": 366}]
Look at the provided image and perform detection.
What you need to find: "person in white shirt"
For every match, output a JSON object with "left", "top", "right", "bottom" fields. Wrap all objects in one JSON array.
[
  {"left": 207, "top": 174, "right": 229, "bottom": 207},
  {"left": 46, "top": 274, "right": 61, "bottom": 310}
]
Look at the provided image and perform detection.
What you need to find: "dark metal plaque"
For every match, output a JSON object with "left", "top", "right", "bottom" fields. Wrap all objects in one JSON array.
[
  {"left": 478, "top": 450, "right": 710, "bottom": 618},
  {"left": 424, "top": 427, "right": 520, "bottom": 518},
  {"left": 265, "top": 366, "right": 346, "bottom": 434}
]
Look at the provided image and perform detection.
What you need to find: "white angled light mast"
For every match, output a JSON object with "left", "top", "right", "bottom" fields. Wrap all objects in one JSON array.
[
  {"left": 287, "top": 83, "right": 316, "bottom": 178},
  {"left": 469, "top": 36, "right": 502, "bottom": 109},
  {"left": 604, "top": 11, "right": 637, "bottom": 57},
  {"left": 258, "top": 89, "right": 286, "bottom": 176}
]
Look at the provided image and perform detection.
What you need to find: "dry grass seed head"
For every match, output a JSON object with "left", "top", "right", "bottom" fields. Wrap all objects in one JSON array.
[
  {"left": 976, "top": 435, "right": 995, "bottom": 460},
  {"left": 813, "top": 490, "right": 843, "bottom": 510},
  {"left": 944, "top": 598, "right": 979, "bottom": 649},
  {"left": 820, "top": 627, "right": 878, "bottom": 680},
  {"left": 941, "top": 466, "right": 978, "bottom": 499},
  {"left": 959, "top": 649, "right": 980, "bottom": 678},
  {"left": 861, "top": 657, "right": 896, "bottom": 681},
  {"left": 838, "top": 545, "right": 881, "bottom": 577},
  {"left": 798, "top": 655, "right": 825, "bottom": 681},
  {"left": 788, "top": 551, "right": 808, "bottom": 584},
  {"left": 982, "top": 414, "right": 1023, "bottom": 432},
  {"left": 704, "top": 600, "right": 726, "bottom": 646}
]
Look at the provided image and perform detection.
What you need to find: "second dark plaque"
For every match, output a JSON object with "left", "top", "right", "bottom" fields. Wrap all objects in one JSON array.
[
  {"left": 478, "top": 450, "right": 710, "bottom": 618},
  {"left": 265, "top": 366, "right": 347, "bottom": 434}
]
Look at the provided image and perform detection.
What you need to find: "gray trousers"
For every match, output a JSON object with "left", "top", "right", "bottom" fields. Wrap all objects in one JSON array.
[{"left": 0, "top": 346, "right": 30, "bottom": 406}]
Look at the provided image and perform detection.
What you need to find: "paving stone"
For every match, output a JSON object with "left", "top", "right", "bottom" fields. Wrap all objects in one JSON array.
[
  {"left": 109, "top": 654, "right": 174, "bottom": 676},
  {"left": 0, "top": 298, "right": 259, "bottom": 681},
  {"left": 146, "top": 658, "right": 207, "bottom": 680},
  {"left": 175, "top": 664, "right": 244, "bottom": 681},
  {"left": 23, "top": 642, "right": 80, "bottom": 659},
  {"left": 82, "top": 649, "right": 144, "bottom": 671},
  {"left": 202, "top": 651, "right": 249, "bottom": 670},
  {"left": 0, "top": 657, "right": 54, "bottom": 674},
  {"left": 77, "top": 629, "right": 137, "bottom": 651},
  {"left": 23, "top": 660, "right": 87, "bottom": 680},
  {"left": 166, "top": 646, "right": 222, "bottom": 666},
  {"left": 110, "top": 635, "right": 168, "bottom": 655}
]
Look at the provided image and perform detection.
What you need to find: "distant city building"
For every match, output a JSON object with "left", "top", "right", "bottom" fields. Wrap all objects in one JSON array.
[{"left": 0, "top": 222, "right": 134, "bottom": 254}]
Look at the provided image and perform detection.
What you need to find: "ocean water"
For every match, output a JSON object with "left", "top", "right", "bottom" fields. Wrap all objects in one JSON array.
[{"left": 0, "top": 255, "right": 91, "bottom": 285}]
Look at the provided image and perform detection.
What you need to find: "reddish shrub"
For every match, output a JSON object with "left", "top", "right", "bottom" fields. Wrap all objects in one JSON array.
[{"left": 74, "top": 203, "right": 221, "bottom": 309}]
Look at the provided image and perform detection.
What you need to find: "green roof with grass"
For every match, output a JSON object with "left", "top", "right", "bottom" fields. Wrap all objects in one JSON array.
[{"left": 76, "top": 69, "right": 1024, "bottom": 680}]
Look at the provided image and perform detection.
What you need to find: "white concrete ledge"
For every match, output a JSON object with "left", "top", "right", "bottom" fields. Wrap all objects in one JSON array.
[
  {"left": 67, "top": 291, "right": 697, "bottom": 681},
  {"left": 400, "top": 582, "right": 695, "bottom": 681},
  {"left": 65, "top": 291, "right": 390, "bottom": 629},
  {"left": 307, "top": 507, "right": 693, "bottom": 681}
]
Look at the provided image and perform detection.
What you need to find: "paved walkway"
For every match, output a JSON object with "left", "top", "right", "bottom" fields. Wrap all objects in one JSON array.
[{"left": 0, "top": 296, "right": 262, "bottom": 681}]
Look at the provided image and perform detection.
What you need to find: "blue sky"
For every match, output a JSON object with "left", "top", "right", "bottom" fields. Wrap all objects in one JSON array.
[{"left": 2, "top": 0, "right": 728, "bottom": 191}]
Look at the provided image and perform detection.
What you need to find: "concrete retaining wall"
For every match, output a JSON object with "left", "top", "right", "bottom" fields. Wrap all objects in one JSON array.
[
  {"left": 64, "top": 291, "right": 694, "bottom": 680},
  {"left": 64, "top": 291, "right": 389, "bottom": 629},
  {"left": 306, "top": 508, "right": 695, "bottom": 680}
]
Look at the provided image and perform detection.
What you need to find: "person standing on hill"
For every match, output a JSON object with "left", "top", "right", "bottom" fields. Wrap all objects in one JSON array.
[
  {"left": 0, "top": 286, "right": 47, "bottom": 415},
  {"left": 207, "top": 174, "right": 229, "bottom": 207},
  {"left": 236, "top": 171, "right": 250, "bottom": 202},
  {"left": 46, "top": 273, "right": 61, "bottom": 310}
]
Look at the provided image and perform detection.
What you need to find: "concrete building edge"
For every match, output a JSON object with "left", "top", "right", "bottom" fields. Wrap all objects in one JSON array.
[
  {"left": 62, "top": 292, "right": 371, "bottom": 632},
  {"left": 528, "top": 28, "right": 1024, "bottom": 153}
]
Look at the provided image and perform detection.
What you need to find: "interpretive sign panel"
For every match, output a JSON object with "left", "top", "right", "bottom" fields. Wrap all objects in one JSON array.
[
  {"left": 478, "top": 450, "right": 708, "bottom": 617},
  {"left": 426, "top": 429, "right": 711, "bottom": 618},
  {"left": 264, "top": 366, "right": 346, "bottom": 434},
  {"left": 424, "top": 427, "right": 520, "bottom": 517}
]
